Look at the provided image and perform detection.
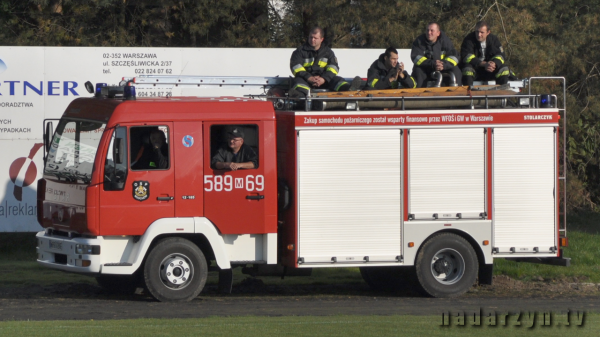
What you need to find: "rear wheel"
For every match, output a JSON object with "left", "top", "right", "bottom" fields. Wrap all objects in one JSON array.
[
  {"left": 415, "top": 233, "right": 478, "bottom": 298},
  {"left": 144, "top": 237, "right": 208, "bottom": 302}
]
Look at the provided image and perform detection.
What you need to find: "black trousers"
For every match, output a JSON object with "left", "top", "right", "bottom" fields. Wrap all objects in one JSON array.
[
  {"left": 411, "top": 66, "right": 462, "bottom": 88},
  {"left": 461, "top": 65, "right": 509, "bottom": 86},
  {"left": 291, "top": 76, "right": 349, "bottom": 95}
]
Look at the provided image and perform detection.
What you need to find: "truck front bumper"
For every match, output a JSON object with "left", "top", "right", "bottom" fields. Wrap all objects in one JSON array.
[{"left": 36, "top": 231, "right": 102, "bottom": 274}]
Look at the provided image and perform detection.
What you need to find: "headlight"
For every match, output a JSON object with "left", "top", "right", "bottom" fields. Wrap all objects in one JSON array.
[{"left": 75, "top": 244, "right": 100, "bottom": 255}]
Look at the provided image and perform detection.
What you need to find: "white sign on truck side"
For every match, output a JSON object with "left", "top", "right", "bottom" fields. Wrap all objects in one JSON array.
[{"left": 0, "top": 47, "right": 410, "bottom": 232}]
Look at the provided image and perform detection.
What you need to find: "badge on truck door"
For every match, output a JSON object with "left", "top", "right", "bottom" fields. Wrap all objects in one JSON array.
[{"left": 133, "top": 181, "right": 150, "bottom": 201}]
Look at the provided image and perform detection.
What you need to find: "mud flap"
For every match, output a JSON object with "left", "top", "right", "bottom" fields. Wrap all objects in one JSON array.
[
  {"left": 218, "top": 269, "right": 233, "bottom": 294},
  {"left": 478, "top": 264, "right": 494, "bottom": 285}
]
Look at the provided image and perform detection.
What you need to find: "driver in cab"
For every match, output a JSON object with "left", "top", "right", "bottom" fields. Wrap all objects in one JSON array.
[{"left": 211, "top": 127, "right": 257, "bottom": 171}]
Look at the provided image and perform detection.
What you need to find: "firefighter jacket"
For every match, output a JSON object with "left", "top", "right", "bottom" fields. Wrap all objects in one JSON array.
[
  {"left": 411, "top": 31, "right": 459, "bottom": 72},
  {"left": 367, "top": 54, "right": 416, "bottom": 89},
  {"left": 460, "top": 32, "right": 506, "bottom": 70},
  {"left": 290, "top": 43, "right": 340, "bottom": 83}
]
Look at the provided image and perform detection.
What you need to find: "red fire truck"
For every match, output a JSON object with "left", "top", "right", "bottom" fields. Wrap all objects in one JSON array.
[{"left": 36, "top": 76, "right": 569, "bottom": 301}]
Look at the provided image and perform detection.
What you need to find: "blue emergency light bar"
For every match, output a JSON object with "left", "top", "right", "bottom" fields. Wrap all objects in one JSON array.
[
  {"left": 124, "top": 85, "right": 136, "bottom": 100},
  {"left": 95, "top": 83, "right": 107, "bottom": 97}
]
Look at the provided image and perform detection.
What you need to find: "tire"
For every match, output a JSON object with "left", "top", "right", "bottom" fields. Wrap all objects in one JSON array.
[
  {"left": 96, "top": 274, "right": 140, "bottom": 295},
  {"left": 143, "top": 237, "right": 208, "bottom": 302},
  {"left": 360, "top": 266, "right": 419, "bottom": 292},
  {"left": 415, "top": 233, "right": 478, "bottom": 298}
]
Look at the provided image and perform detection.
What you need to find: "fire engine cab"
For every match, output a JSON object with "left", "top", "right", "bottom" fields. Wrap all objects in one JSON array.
[{"left": 36, "top": 76, "right": 569, "bottom": 301}]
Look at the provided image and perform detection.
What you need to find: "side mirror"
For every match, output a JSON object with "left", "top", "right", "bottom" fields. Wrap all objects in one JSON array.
[
  {"left": 84, "top": 81, "right": 94, "bottom": 94},
  {"left": 44, "top": 122, "right": 53, "bottom": 153},
  {"left": 114, "top": 138, "right": 124, "bottom": 164}
]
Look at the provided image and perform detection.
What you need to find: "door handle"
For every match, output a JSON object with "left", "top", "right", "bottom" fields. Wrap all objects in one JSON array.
[
  {"left": 157, "top": 196, "right": 174, "bottom": 201},
  {"left": 246, "top": 195, "right": 264, "bottom": 200}
]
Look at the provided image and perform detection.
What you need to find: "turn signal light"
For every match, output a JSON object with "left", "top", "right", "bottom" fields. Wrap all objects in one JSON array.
[
  {"left": 483, "top": 240, "right": 489, "bottom": 246},
  {"left": 287, "top": 244, "right": 294, "bottom": 251},
  {"left": 560, "top": 237, "right": 568, "bottom": 247},
  {"left": 408, "top": 242, "right": 414, "bottom": 248}
]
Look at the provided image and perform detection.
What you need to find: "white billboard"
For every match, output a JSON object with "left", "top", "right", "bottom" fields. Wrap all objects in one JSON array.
[{"left": 0, "top": 46, "right": 412, "bottom": 232}]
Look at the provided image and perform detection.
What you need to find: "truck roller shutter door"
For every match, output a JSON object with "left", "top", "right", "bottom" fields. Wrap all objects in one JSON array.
[
  {"left": 409, "top": 128, "right": 485, "bottom": 219},
  {"left": 297, "top": 129, "right": 402, "bottom": 264},
  {"left": 493, "top": 127, "right": 556, "bottom": 254}
]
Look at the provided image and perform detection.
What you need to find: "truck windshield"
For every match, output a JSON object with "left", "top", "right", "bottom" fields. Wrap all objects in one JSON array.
[{"left": 44, "top": 119, "right": 106, "bottom": 184}]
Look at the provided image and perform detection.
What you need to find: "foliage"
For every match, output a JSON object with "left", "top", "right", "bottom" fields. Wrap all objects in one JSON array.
[{"left": 1, "top": 0, "right": 599, "bottom": 210}]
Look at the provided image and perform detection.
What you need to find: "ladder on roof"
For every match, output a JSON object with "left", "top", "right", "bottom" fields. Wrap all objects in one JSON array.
[{"left": 124, "top": 75, "right": 292, "bottom": 87}]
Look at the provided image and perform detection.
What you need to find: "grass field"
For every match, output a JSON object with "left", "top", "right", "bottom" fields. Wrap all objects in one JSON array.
[{"left": 0, "top": 314, "right": 597, "bottom": 337}]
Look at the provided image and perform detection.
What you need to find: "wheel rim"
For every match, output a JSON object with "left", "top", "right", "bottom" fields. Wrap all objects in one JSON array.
[
  {"left": 159, "top": 253, "right": 194, "bottom": 290},
  {"left": 430, "top": 248, "right": 465, "bottom": 285}
]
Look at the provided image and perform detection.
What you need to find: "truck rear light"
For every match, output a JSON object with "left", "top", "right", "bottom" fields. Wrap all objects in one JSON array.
[
  {"left": 287, "top": 244, "right": 294, "bottom": 251},
  {"left": 560, "top": 237, "right": 568, "bottom": 247}
]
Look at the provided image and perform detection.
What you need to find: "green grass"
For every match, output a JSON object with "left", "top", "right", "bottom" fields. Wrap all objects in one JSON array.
[
  {"left": 0, "top": 314, "right": 597, "bottom": 336},
  {"left": 2, "top": 211, "right": 600, "bottom": 286}
]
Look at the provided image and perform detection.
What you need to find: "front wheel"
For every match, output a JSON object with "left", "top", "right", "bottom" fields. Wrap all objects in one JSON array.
[
  {"left": 415, "top": 233, "right": 478, "bottom": 298},
  {"left": 144, "top": 237, "right": 208, "bottom": 302}
]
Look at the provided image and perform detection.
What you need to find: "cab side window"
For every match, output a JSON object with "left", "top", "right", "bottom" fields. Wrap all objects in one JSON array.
[
  {"left": 210, "top": 125, "right": 259, "bottom": 170},
  {"left": 130, "top": 126, "right": 170, "bottom": 170},
  {"left": 104, "top": 126, "right": 128, "bottom": 191}
]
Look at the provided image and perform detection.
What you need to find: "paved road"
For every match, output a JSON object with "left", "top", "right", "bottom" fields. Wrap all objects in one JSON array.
[{"left": 1, "top": 281, "right": 598, "bottom": 321}]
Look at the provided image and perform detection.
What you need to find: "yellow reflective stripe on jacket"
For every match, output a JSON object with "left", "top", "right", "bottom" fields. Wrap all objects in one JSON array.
[
  {"left": 445, "top": 56, "right": 458, "bottom": 66},
  {"left": 491, "top": 55, "right": 504, "bottom": 64},
  {"left": 464, "top": 54, "right": 476, "bottom": 63},
  {"left": 414, "top": 56, "right": 427, "bottom": 66},
  {"left": 369, "top": 78, "right": 379, "bottom": 87},
  {"left": 302, "top": 58, "right": 314, "bottom": 67},
  {"left": 318, "top": 58, "right": 328, "bottom": 68},
  {"left": 292, "top": 64, "right": 306, "bottom": 75},
  {"left": 326, "top": 65, "right": 339, "bottom": 75}
]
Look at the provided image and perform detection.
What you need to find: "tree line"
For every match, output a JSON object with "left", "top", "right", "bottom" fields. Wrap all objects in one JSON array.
[{"left": 1, "top": 0, "right": 599, "bottom": 212}]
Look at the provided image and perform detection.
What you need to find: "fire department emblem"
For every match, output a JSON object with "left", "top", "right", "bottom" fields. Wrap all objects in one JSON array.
[{"left": 133, "top": 181, "right": 150, "bottom": 201}]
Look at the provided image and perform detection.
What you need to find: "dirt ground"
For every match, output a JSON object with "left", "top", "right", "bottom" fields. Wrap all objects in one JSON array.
[{"left": 1, "top": 275, "right": 599, "bottom": 321}]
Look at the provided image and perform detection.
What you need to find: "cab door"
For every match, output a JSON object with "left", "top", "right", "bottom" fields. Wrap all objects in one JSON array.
[
  {"left": 203, "top": 121, "right": 274, "bottom": 234},
  {"left": 99, "top": 123, "right": 175, "bottom": 236}
]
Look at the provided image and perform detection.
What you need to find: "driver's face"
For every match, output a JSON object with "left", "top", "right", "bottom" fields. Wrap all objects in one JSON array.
[
  {"left": 150, "top": 132, "right": 164, "bottom": 147},
  {"left": 228, "top": 136, "right": 244, "bottom": 152}
]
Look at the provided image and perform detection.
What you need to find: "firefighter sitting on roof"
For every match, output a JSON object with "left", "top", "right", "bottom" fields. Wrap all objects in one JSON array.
[
  {"left": 460, "top": 21, "right": 510, "bottom": 86},
  {"left": 289, "top": 26, "right": 361, "bottom": 97},
  {"left": 410, "top": 22, "right": 461, "bottom": 88},
  {"left": 366, "top": 47, "right": 416, "bottom": 90}
]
